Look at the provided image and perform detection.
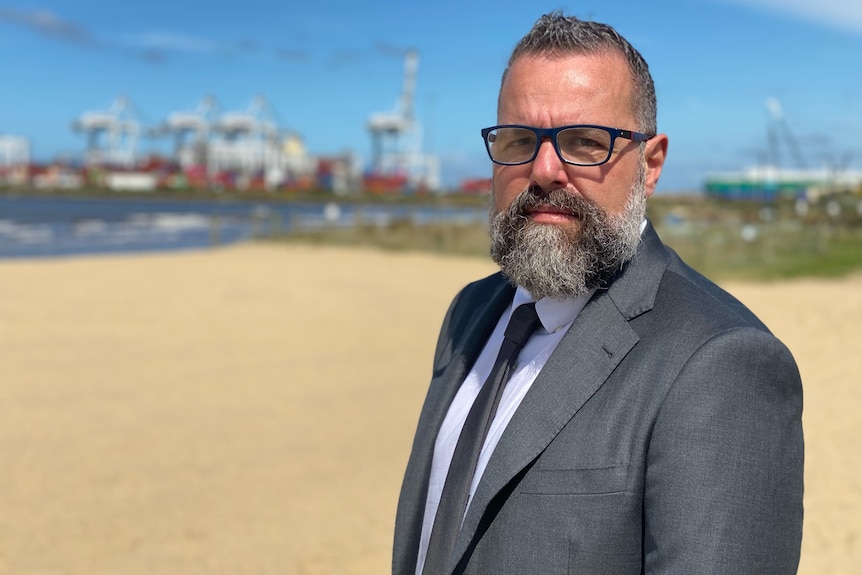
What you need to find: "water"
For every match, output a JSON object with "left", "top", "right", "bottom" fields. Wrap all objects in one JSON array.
[{"left": 0, "top": 195, "right": 487, "bottom": 259}]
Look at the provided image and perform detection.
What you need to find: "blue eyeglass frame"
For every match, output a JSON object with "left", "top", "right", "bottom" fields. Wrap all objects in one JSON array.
[{"left": 480, "top": 124, "right": 654, "bottom": 166}]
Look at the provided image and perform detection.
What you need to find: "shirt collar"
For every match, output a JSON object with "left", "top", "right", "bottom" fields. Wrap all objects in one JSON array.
[
  {"left": 510, "top": 285, "right": 595, "bottom": 335},
  {"left": 509, "top": 218, "right": 647, "bottom": 333},
  {"left": 507, "top": 218, "right": 646, "bottom": 332}
]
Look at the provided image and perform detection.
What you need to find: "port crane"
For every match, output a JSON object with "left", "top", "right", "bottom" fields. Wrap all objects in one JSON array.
[
  {"left": 765, "top": 97, "right": 806, "bottom": 171},
  {"left": 367, "top": 49, "right": 439, "bottom": 192},
  {"left": 151, "top": 95, "right": 219, "bottom": 168},
  {"left": 705, "top": 97, "right": 862, "bottom": 200},
  {"left": 0, "top": 134, "right": 29, "bottom": 169},
  {"left": 207, "top": 95, "right": 281, "bottom": 174},
  {"left": 71, "top": 95, "right": 142, "bottom": 167}
]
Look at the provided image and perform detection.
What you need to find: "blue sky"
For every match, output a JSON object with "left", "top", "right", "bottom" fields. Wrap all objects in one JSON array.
[{"left": 0, "top": 0, "right": 860, "bottom": 192}]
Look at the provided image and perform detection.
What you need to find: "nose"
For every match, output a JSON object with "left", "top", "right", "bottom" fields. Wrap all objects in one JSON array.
[{"left": 530, "top": 137, "right": 568, "bottom": 190}]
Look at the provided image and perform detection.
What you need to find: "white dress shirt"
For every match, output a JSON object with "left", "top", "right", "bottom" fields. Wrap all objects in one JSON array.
[{"left": 414, "top": 286, "right": 595, "bottom": 575}]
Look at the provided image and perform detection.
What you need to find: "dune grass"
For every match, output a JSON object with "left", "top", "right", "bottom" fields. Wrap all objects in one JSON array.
[{"left": 271, "top": 194, "right": 862, "bottom": 282}]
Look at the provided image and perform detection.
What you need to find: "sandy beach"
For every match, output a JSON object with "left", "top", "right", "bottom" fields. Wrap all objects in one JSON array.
[{"left": 0, "top": 243, "right": 859, "bottom": 574}]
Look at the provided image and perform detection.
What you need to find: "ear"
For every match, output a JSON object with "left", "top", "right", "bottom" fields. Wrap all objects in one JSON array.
[{"left": 643, "top": 134, "right": 668, "bottom": 198}]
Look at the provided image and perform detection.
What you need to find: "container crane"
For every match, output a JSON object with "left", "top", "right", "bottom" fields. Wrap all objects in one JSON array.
[
  {"left": 366, "top": 49, "right": 440, "bottom": 192},
  {"left": 206, "top": 95, "right": 308, "bottom": 189},
  {"left": 705, "top": 97, "right": 862, "bottom": 200},
  {"left": 71, "top": 95, "right": 142, "bottom": 167},
  {"left": 151, "top": 95, "right": 218, "bottom": 168},
  {"left": 765, "top": 97, "right": 806, "bottom": 171},
  {"left": 368, "top": 49, "right": 418, "bottom": 173},
  {"left": 0, "top": 134, "right": 29, "bottom": 168}
]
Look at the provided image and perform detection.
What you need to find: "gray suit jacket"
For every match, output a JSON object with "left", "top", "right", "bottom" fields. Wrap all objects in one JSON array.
[{"left": 393, "top": 222, "right": 803, "bottom": 574}]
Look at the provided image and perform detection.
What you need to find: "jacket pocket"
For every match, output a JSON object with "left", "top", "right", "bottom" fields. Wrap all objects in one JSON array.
[{"left": 520, "top": 464, "right": 629, "bottom": 495}]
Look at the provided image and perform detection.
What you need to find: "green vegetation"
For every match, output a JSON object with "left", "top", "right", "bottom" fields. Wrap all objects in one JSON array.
[
  {"left": 655, "top": 221, "right": 862, "bottom": 281},
  {"left": 647, "top": 194, "right": 862, "bottom": 281},
  {"left": 273, "top": 193, "right": 862, "bottom": 282},
  {"left": 6, "top": 184, "right": 859, "bottom": 281},
  {"left": 276, "top": 217, "right": 492, "bottom": 257}
]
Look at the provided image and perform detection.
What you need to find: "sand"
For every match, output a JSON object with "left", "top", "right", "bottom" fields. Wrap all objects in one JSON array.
[{"left": 0, "top": 243, "right": 858, "bottom": 574}]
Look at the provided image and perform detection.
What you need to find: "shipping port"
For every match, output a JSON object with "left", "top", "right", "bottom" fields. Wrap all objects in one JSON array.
[
  {"left": 0, "top": 48, "right": 447, "bottom": 196},
  {"left": 704, "top": 98, "right": 862, "bottom": 201},
  {"left": 2, "top": 86, "right": 860, "bottom": 200}
]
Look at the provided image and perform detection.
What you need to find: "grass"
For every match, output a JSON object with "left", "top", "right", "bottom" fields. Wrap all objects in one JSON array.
[
  {"left": 274, "top": 218, "right": 492, "bottom": 257},
  {"left": 271, "top": 194, "right": 862, "bottom": 282},
  {"left": 654, "top": 221, "right": 862, "bottom": 282}
]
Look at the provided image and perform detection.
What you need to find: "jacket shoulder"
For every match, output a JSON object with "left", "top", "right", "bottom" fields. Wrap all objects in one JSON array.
[
  {"left": 659, "top": 250, "right": 771, "bottom": 334},
  {"left": 431, "top": 272, "right": 512, "bottom": 369}
]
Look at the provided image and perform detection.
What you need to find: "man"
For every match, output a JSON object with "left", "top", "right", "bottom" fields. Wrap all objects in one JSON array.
[{"left": 393, "top": 12, "right": 803, "bottom": 575}]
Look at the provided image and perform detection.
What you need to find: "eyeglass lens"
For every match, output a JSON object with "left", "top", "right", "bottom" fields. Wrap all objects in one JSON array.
[{"left": 487, "top": 126, "right": 613, "bottom": 165}]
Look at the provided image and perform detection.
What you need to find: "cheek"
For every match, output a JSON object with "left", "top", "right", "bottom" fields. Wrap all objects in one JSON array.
[
  {"left": 570, "top": 172, "right": 632, "bottom": 215},
  {"left": 492, "top": 167, "right": 525, "bottom": 212}
]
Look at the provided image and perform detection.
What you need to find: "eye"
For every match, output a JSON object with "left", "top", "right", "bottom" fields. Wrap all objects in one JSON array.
[
  {"left": 492, "top": 129, "right": 536, "bottom": 152},
  {"left": 558, "top": 129, "right": 611, "bottom": 152},
  {"left": 575, "top": 137, "right": 605, "bottom": 149},
  {"left": 506, "top": 135, "right": 534, "bottom": 149}
]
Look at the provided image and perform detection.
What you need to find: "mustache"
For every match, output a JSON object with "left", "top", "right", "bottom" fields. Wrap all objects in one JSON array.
[{"left": 507, "top": 187, "right": 598, "bottom": 219}]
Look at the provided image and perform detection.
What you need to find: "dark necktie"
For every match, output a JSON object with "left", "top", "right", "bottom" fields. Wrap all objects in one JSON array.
[{"left": 422, "top": 302, "right": 542, "bottom": 574}]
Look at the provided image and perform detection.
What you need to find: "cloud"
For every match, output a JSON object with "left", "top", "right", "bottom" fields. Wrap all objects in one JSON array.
[
  {"left": 713, "top": 0, "right": 862, "bottom": 35},
  {"left": 276, "top": 49, "right": 310, "bottom": 62},
  {"left": 139, "top": 48, "right": 168, "bottom": 64},
  {"left": 374, "top": 42, "right": 414, "bottom": 58},
  {"left": 236, "top": 39, "right": 258, "bottom": 52},
  {"left": 0, "top": 7, "right": 225, "bottom": 60},
  {"left": 0, "top": 7, "right": 94, "bottom": 44},
  {"left": 0, "top": 7, "right": 316, "bottom": 65},
  {"left": 113, "top": 31, "right": 219, "bottom": 54},
  {"left": 326, "top": 49, "right": 365, "bottom": 69}
]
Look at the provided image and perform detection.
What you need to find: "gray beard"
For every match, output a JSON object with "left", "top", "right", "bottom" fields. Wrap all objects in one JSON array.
[{"left": 489, "top": 169, "right": 647, "bottom": 300}]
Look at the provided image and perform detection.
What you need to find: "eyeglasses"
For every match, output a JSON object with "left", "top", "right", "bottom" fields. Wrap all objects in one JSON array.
[{"left": 481, "top": 124, "right": 654, "bottom": 167}]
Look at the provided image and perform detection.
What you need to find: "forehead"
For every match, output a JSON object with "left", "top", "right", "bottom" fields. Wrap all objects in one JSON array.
[{"left": 498, "top": 52, "right": 634, "bottom": 127}]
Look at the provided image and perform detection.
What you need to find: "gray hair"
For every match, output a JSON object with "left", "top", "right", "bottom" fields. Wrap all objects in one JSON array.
[{"left": 501, "top": 11, "right": 657, "bottom": 135}]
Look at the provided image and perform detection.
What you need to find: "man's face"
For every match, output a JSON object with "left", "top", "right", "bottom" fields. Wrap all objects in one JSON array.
[
  {"left": 492, "top": 52, "right": 665, "bottom": 223},
  {"left": 489, "top": 52, "right": 668, "bottom": 299}
]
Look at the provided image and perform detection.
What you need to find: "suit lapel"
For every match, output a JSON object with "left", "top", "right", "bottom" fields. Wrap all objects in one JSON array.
[
  {"left": 393, "top": 274, "right": 515, "bottom": 575},
  {"left": 424, "top": 278, "right": 516, "bottom": 441},
  {"left": 451, "top": 223, "right": 670, "bottom": 569},
  {"left": 452, "top": 292, "right": 639, "bottom": 564}
]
